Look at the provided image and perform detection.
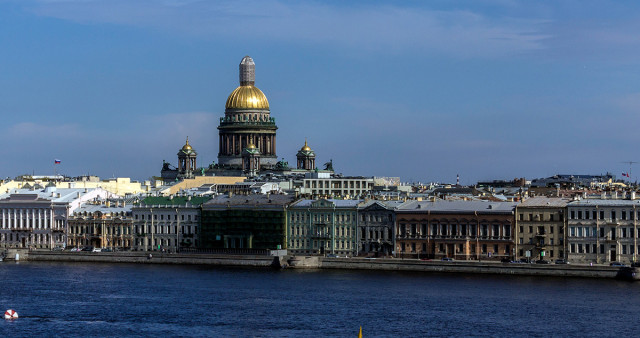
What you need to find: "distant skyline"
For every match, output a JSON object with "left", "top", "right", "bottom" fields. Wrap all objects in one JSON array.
[{"left": 2, "top": 0, "right": 640, "bottom": 184}]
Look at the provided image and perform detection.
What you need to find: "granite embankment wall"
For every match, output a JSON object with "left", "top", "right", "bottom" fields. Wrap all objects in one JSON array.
[
  {"left": 8, "top": 250, "right": 634, "bottom": 280},
  {"left": 289, "top": 256, "right": 628, "bottom": 279},
  {"left": 25, "top": 251, "right": 282, "bottom": 268}
]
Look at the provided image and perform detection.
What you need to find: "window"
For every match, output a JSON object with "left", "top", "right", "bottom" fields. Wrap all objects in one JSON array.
[
  {"left": 570, "top": 211, "right": 575, "bottom": 219},
  {"left": 611, "top": 211, "right": 616, "bottom": 220},
  {"left": 577, "top": 211, "right": 582, "bottom": 219},
  {"left": 519, "top": 214, "right": 524, "bottom": 221},
  {"left": 622, "top": 211, "right": 627, "bottom": 220},
  {"left": 600, "top": 211, "right": 605, "bottom": 220},
  {"left": 570, "top": 244, "right": 575, "bottom": 253}
]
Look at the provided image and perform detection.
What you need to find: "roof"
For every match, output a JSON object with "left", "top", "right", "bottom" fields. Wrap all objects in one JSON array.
[
  {"left": 0, "top": 187, "right": 104, "bottom": 204},
  {"left": 519, "top": 197, "right": 570, "bottom": 208},
  {"left": 74, "top": 203, "right": 132, "bottom": 214},
  {"left": 203, "top": 194, "right": 297, "bottom": 209},
  {"left": 140, "top": 196, "right": 212, "bottom": 207},
  {"left": 290, "top": 199, "right": 363, "bottom": 208},
  {"left": 568, "top": 199, "right": 640, "bottom": 207},
  {"left": 357, "top": 200, "right": 404, "bottom": 210},
  {"left": 396, "top": 200, "right": 517, "bottom": 214}
]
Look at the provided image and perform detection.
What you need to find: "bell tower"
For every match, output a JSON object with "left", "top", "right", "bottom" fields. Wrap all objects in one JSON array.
[
  {"left": 296, "top": 139, "right": 316, "bottom": 170},
  {"left": 177, "top": 137, "right": 197, "bottom": 178}
]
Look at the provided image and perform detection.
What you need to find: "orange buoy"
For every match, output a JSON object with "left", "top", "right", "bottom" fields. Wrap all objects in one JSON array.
[{"left": 4, "top": 309, "right": 18, "bottom": 319}]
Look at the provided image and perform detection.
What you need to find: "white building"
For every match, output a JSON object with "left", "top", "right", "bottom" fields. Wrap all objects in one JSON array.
[
  {"left": 0, "top": 185, "right": 116, "bottom": 249},
  {"left": 567, "top": 197, "right": 640, "bottom": 264},
  {"left": 300, "top": 172, "right": 374, "bottom": 198}
]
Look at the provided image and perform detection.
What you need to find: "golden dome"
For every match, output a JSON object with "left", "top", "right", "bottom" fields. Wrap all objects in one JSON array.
[
  {"left": 301, "top": 139, "right": 311, "bottom": 151},
  {"left": 182, "top": 137, "right": 192, "bottom": 151},
  {"left": 225, "top": 85, "right": 269, "bottom": 110},
  {"left": 247, "top": 142, "right": 257, "bottom": 149}
]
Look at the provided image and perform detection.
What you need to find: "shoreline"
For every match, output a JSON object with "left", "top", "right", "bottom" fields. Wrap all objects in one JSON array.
[{"left": 4, "top": 249, "right": 637, "bottom": 281}]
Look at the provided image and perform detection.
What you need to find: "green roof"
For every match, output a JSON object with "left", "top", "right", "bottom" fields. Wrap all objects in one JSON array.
[{"left": 141, "top": 196, "right": 211, "bottom": 206}]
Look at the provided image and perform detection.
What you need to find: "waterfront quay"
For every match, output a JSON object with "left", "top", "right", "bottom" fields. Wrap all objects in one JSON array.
[{"left": 6, "top": 249, "right": 634, "bottom": 280}]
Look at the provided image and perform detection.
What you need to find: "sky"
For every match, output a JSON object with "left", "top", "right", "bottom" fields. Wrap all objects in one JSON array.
[{"left": 2, "top": 0, "right": 640, "bottom": 185}]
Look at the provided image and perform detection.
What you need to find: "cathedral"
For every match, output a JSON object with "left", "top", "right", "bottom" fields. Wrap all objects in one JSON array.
[{"left": 161, "top": 56, "right": 329, "bottom": 180}]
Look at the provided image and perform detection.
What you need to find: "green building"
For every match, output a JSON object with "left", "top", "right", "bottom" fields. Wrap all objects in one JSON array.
[
  {"left": 200, "top": 194, "right": 297, "bottom": 250},
  {"left": 288, "top": 199, "right": 362, "bottom": 256}
]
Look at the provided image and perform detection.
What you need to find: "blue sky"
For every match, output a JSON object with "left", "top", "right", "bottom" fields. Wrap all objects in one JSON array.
[{"left": 2, "top": 0, "right": 640, "bottom": 184}]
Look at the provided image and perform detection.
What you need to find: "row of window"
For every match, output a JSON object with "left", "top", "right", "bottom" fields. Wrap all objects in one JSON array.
[
  {"left": 134, "top": 213, "right": 195, "bottom": 221},
  {"left": 399, "top": 242, "right": 511, "bottom": 255},
  {"left": 517, "top": 249, "right": 562, "bottom": 258},
  {"left": 518, "top": 213, "right": 560, "bottom": 222},
  {"left": 134, "top": 225, "right": 198, "bottom": 235},
  {"left": 569, "top": 243, "right": 639, "bottom": 255},
  {"left": 290, "top": 239, "right": 356, "bottom": 250},
  {"left": 569, "top": 209, "right": 640, "bottom": 221},
  {"left": 569, "top": 226, "right": 638, "bottom": 238},
  {"left": 0, "top": 233, "right": 51, "bottom": 242},
  {"left": 518, "top": 225, "right": 563, "bottom": 234},
  {"left": 290, "top": 212, "right": 355, "bottom": 223},
  {"left": 398, "top": 223, "right": 511, "bottom": 238},
  {"left": 290, "top": 225, "right": 354, "bottom": 237}
]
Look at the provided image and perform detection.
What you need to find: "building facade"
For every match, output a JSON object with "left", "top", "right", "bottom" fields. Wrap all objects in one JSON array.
[
  {"left": 288, "top": 199, "right": 361, "bottom": 256},
  {"left": 300, "top": 173, "right": 375, "bottom": 198},
  {"left": 0, "top": 186, "right": 115, "bottom": 249},
  {"left": 515, "top": 197, "right": 568, "bottom": 262},
  {"left": 131, "top": 196, "right": 210, "bottom": 252},
  {"left": 395, "top": 200, "right": 517, "bottom": 260},
  {"left": 200, "top": 194, "right": 296, "bottom": 250},
  {"left": 67, "top": 200, "right": 133, "bottom": 249},
  {"left": 567, "top": 198, "right": 640, "bottom": 264},
  {"left": 357, "top": 200, "right": 400, "bottom": 256}
]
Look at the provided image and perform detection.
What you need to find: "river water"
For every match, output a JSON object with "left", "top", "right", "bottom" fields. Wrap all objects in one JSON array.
[{"left": 0, "top": 261, "right": 637, "bottom": 337}]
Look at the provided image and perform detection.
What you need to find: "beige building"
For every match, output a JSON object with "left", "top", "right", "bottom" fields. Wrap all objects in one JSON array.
[
  {"left": 0, "top": 177, "right": 153, "bottom": 196},
  {"left": 515, "top": 197, "right": 569, "bottom": 262},
  {"left": 67, "top": 200, "right": 133, "bottom": 249}
]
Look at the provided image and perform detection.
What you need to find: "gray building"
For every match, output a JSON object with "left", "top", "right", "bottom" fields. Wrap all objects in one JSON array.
[
  {"left": 567, "top": 198, "right": 640, "bottom": 264},
  {"left": 357, "top": 200, "right": 401, "bottom": 256},
  {"left": 132, "top": 196, "right": 211, "bottom": 252}
]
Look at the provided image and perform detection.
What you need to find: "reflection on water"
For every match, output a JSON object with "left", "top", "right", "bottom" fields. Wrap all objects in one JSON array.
[{"left": 0, "top": 261, "right": 637, "bottom": 337}]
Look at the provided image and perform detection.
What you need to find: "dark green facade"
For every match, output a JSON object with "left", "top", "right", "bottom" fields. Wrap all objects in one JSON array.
[{"left": 200, "top": 195, "right": 296, "bottom": 250}]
